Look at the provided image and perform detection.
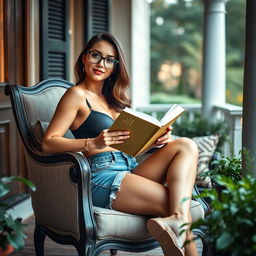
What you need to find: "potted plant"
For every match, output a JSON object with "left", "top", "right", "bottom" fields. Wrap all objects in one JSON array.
[
  {"left": 185, "top": 174, "right": 256, "bottom": 256},
  {"left": 0, "top": 176, "right": 35, "bottom": 255}
]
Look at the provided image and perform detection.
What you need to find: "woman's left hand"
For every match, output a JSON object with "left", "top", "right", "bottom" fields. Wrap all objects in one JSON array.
[{"left": 155, "top": 126, "right": 173, "bottom": 145}]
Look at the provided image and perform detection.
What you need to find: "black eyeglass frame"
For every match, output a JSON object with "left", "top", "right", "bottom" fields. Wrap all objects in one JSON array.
[{"left": 87, "top": 50, "right": 119, "bottom": 69}]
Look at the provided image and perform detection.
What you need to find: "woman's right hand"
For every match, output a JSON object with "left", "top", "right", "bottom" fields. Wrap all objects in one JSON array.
[{"left": 88, "top": 129, "right": 130, "bottom": 150}]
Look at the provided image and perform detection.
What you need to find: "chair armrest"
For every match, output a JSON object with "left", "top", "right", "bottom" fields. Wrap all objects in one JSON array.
[
  {"left": 192, "top": 185, "right": 211, "bottom": 214},
  {"left": 209, "top": 151, "right": 221, "bottom": 171},
  {"left": 24, "top": 149, "right": 96, "bottom": 240}
]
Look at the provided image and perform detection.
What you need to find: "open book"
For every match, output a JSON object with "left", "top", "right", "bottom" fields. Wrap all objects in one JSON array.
[{"left": 108, "top": 104, "right": 185, "bottom": 157}]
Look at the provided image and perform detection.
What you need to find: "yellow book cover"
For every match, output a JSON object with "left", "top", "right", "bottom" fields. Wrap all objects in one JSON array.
[{"left": 108, "top": 104, "right": 185, "bottom": 157}]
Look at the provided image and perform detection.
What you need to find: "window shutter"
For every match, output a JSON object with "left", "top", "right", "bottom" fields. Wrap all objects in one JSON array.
[
  {"left": 40, "top": 0, "right": 70, "bottom": 80},
  {"left": 85, "top": 0, "right": 110, "bottom": 41}
]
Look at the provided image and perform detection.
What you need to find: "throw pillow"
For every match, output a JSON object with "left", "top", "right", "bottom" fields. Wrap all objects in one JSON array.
[
  {"left": 31, "top": 120, "right": 75, "bottom": 147},
  {"left": 172, "top": 134, "right": 219, "bottom": 187}
]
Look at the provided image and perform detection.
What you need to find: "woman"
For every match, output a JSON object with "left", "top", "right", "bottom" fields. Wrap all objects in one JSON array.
[{"left": 42, "top": 32, "right": 199, "bottom": 256}]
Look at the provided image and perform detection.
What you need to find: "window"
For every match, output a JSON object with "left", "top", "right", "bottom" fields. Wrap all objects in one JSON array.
[{"left": 150, "top": 0, "right": 203, "bottom": 104}]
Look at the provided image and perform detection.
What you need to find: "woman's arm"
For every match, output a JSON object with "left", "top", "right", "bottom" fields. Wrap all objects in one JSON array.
[
  {"left": 42, "top": 87, "right": 87, "bottom": 153},
  {"left": 42, "top": 87, "right": 130, "bottom": 154}
]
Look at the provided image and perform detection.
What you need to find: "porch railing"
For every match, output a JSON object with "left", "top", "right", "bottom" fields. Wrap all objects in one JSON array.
[{"left": 136, "top": 103, "right": 242, "bottom": 156}]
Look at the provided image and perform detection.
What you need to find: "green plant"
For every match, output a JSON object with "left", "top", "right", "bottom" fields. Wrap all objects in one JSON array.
[
  {"left": 187, "top": 175, "right": 256, "bottom": 256},
  {"left": 0, "top": 176, "right": 35, "bottom": 251},
  {"left": 173, "top": 113, "right": 229, "bottom": 152},
  {"left": 203, "top": 152, "right": 242, "bottom": 185}
]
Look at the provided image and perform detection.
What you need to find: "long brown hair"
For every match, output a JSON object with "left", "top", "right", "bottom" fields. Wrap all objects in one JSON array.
[{"left": 74, "top": 32, "right": 131, "bottom": 111}]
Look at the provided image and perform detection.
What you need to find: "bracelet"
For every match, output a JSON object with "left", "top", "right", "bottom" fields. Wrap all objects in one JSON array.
[{"left": 84, "top": 139, "right": 90, "bottom": 151}]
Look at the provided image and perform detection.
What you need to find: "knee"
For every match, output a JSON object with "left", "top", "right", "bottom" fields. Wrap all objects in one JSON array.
[{"left": 173, "top": 137, "right": 198, "bottom": 157}]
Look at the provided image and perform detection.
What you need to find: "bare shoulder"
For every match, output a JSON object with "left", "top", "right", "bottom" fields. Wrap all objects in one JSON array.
[
  {"left": 65, "top": 85, "right": 86, "bottom": 98},
  {"left": 59, "top": 85, "right": 86, "bottom": 105}
]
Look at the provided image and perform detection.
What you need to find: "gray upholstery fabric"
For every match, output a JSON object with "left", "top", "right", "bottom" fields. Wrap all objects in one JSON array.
[
  {"left": 94, "top": 200, "right": 204, "bottom": 241},
  {"left": 22, "top": 87, "right": 66, "bottom": 123},
  {"left": 24, "top": 150, "right": 80, "bottom": 240},
  {"left": 22, "top": 87, "right": 67, "bottom": 149},
  {"left": 94, "top": 207, "right": 151, "bottom": 241},
  {"left": 190, "top": 200, "right": 205, "bottom": 222},
  {"left": 31, "top": 120, "right": 75, "bottom": 147}
]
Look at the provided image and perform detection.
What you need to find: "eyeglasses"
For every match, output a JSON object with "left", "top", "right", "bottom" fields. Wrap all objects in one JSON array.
[{"left": 87, "top": 50, "right": 119, "bottom": 69}]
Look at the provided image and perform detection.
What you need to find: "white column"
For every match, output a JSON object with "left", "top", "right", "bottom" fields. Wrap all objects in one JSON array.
[
  {"left": 202, "top": 0, "right": 228, "bottom": 118},
  {"left": 242, "top": 0, "right": 256, "bottom": 177},
  {"left": 111, "top": 0, "right": 150, "bottom": 108},
  {"left": 131, "top": 0, "right": 150, "bottom": 108}
]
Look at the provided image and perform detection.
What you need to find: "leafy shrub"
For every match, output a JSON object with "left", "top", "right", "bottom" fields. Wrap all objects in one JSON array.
[
  {"left": 203, "top": 153, "right": 242, "bottom": 184},
  {"left": 0, "top": 177, "right": 35, "bottom": 250},
  {"left": 189, "top": 175, "right": 256, "bottom": 256},
  {"left": 173, "top": 113, "right": 229, "bottom": 152}
]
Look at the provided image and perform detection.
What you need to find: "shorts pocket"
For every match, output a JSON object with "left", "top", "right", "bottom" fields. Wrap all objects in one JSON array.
[{"left": 90, "top": 159, "right": 115, "bottom": 172}]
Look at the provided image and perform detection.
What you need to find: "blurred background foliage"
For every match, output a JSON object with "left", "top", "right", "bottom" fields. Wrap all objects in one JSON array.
[{"left": 150, "top": 0, "right": 245, "bottom": 106}]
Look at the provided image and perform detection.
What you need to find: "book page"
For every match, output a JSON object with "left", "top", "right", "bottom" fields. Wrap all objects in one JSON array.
[
  {"left": 124, "top": 107, "right": 161, "bottom": 126},
  {"left": 160, "top": 104, "right": 185, "bottom": 126}
]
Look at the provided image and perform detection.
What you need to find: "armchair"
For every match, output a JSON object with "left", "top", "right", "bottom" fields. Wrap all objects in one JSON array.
[{"left": 5, "top": 79, "right": 208, "bottom": 256}]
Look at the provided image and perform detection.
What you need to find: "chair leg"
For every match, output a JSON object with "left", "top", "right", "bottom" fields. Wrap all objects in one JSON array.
[
  {"left": 77, "top": 245, "right": 85, "bottom": 256},
  {"left": 34, "top": 221, "right": 46, "bottom": 256},
  {"left": 192, "top": 228, "right": 209, "bottom": 256},
  {"left": 110, "top": 249, "right": 118, "bottom": 255}
]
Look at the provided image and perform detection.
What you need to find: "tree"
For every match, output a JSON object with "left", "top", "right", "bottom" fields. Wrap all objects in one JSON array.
[
  {"left": 226, "top": 0, "right": 245, "bottom": 106},
  {"left": 150, "top": 0, "right": 246, "bottom": 106},
  {"left": 150, "top": 0, "right": 203, "bottom": 97}
]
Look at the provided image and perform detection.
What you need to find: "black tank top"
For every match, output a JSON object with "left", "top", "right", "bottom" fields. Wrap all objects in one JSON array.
[{"left": 71, "top": 99, "right": 114, "bottom": 139}]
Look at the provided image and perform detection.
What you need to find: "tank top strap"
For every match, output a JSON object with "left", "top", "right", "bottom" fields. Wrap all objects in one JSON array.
[{"left": 85, "top": 99, "right": 93, "bottom": 110}]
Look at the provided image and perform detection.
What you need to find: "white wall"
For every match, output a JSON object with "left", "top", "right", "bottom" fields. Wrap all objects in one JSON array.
[
  {"left": 111, "top": 0, "right": 150, "bottom": 107},
  {"left": 111, "top": 0, "right": 132, "bottom": 75}
]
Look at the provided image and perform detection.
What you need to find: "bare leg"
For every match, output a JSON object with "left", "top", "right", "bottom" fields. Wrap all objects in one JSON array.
[
  {"left": 133, "top": 138, "right": 198, "bottom": 222},
  {"left": 112, "top": 138, "right": 199, "bottom": 256},
  {"left": 166, "top": 140, "right": 198, "bottom": 221}
]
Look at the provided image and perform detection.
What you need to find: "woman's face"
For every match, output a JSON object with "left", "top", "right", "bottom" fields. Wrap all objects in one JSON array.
[{"left": 83, "top": 40, "right": 117, "bottom": 83}]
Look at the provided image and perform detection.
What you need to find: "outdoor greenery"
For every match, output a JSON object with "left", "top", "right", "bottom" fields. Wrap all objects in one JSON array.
[
  {"left": 0, "top": 176, "right": 35, "bottom": 251},
  {"left": 172, "top": 113, "right": 229, "bottom": 152},
  {"left": 150, "top": 0, "right": 245, "bottom": 106},
  {"left": 204, "top": 153, "right": 242, "bottom": 184},
  {"left": 151, "top": 92, "right": 200, "bottom": 104},
  {"left": 183, "top": 150, "right": 255, "bottom": 255},
  {"left": 188, "top": 175, "right": 256, "bottom": 256},
  {"left": 202, "top": 149, "right": 253, "bottom": 184}
]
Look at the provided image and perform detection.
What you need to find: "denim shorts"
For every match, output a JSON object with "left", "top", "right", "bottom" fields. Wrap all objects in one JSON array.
[{"left": 87, "top": 151, "right": 138, "bottom": 209}]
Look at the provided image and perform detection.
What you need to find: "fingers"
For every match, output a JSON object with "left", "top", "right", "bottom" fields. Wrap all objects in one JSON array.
[
  {"left": 156, "top": 131, "right": 172, "bottom": 145},
  {"left": 108, "top": 135, "right": 130, "bottom": 144},
  {"left": 102, "top": 129, "right": 130, "bottom": 145}
]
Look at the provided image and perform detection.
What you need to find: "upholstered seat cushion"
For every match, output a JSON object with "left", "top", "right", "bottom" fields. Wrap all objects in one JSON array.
[{"left": 94, "top": 200, "right": 204, "bottom": 241}]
